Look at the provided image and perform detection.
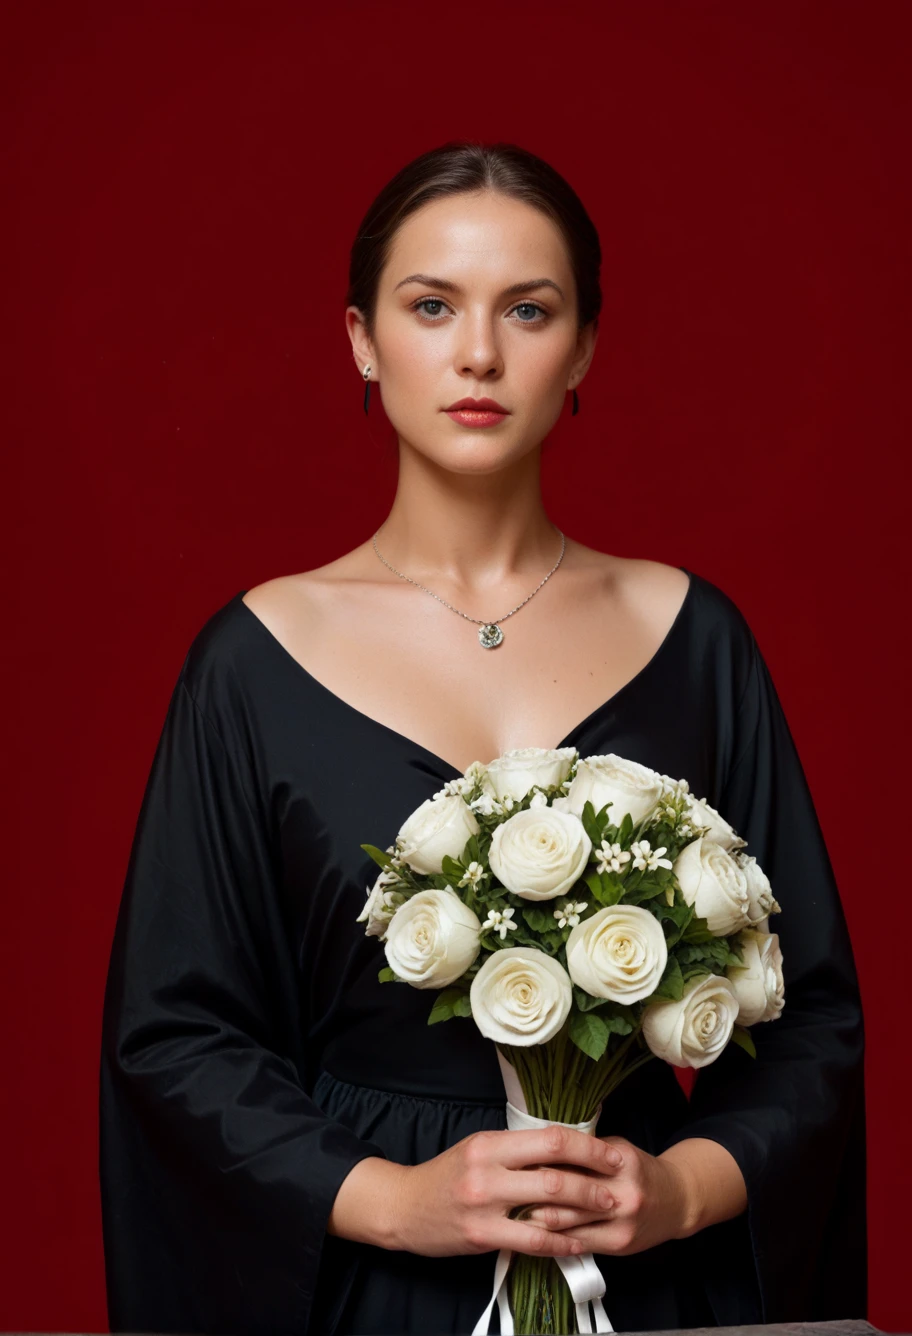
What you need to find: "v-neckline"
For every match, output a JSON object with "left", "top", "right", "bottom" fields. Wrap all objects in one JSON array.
[{"left": 235, "top": 566, "right": 696, "bottom": 778}]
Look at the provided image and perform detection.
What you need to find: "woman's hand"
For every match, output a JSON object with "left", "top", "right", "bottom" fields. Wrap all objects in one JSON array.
[
  {"left": 383, "top": 1124, "right": 626, "bottom": 1259},
  {"left": 523, "top": 1135, "right": 695, "bottom": 1255}
]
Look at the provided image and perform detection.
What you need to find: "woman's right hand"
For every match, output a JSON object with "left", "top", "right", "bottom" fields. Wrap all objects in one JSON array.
[{"left": 385, "top": 1124, "right": 624, "bottom": 1258}]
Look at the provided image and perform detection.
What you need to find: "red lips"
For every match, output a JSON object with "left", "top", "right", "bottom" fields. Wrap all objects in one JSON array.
[{"left": 444, "top": 397, "right": 510, "bottom": 413}]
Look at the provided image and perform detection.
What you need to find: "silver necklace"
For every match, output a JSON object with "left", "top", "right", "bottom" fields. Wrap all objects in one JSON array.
[{"left": 371, "top": 526, "right": 566, "bottom": 649}]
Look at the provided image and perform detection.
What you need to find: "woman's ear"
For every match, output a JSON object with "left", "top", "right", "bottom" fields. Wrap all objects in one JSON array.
[
  {"left": 345, "top": 306, "right": 376, "bottom": 378},
  {"left": 568, "top": 320, "right": 599, "bottom": 391}
]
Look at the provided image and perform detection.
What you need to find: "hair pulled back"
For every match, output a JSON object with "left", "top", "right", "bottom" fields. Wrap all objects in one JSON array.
[{"left": 346, "top": 140, "right": 602, "bottom": 343}]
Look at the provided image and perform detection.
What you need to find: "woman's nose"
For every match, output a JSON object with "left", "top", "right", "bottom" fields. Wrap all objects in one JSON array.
[{"left": 456, "top": 312, "right": 503, "bottom": 378}]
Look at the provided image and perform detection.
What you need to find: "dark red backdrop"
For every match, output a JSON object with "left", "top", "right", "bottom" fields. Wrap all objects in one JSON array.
[{"left": 4, "top": 2, "right": 909, "bottom": 1331}]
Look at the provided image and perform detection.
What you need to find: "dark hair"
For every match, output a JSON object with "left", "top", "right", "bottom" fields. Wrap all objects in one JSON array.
[{"left": 346, "top": 140, "right": 602, "bottom": 343}]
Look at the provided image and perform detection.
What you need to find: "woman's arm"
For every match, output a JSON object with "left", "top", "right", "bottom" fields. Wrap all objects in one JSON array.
[{"left": 658, "top": 1137, "right": 748, "bottom": 1235}]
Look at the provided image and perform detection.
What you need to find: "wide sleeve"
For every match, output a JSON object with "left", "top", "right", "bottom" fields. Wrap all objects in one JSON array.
[
  {"left": 99, "top": 661, "right": 390, "bottom": 1336},
  {"left": 659, "top": 627, "right": 867, "bottom": 1325}
]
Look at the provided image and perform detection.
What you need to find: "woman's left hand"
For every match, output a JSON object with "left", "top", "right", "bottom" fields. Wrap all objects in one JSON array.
[{"left": 521, "top": 1136, "right": 694, "bottom": 1256}]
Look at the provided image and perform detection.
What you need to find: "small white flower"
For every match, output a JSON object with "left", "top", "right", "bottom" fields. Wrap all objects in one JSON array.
[
  {"left": 630, "top": 839, "right": 673, "bottom": 872},
  {"left": 663, "top": 805, "right": 677, "bottom": 821},
  {"left": 481, "top": 906, "right": 519, "bottom": 939},
  {"left": 596, "top": 840, "right": 631, "bottom": 874},
  {"left": 529, "top": 790, "right": 549, "bottom": 808},
  {"left": 468, "top": 792, "right": 500, "bottom": 817},
  {"left": 457, "top": 860, "right": 488, "bottom": 890},
  {"left": 356, "top": 876, "right": 407, "bottom": 937},
  {"left": 385, "top": 841, "right": 406, "bottom": 868},
  {"left": 553, "top": 898, "right": 588, "bottom": 929}
]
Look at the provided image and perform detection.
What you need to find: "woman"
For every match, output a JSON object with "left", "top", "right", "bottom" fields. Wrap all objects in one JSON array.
[{"left": 99, "top": 141, "right": 866, "bottom": 1335}]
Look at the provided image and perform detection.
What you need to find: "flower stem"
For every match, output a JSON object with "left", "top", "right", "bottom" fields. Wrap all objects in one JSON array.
[{"left": 504, "top": 1019, "right": 664, "bottom": 1332}]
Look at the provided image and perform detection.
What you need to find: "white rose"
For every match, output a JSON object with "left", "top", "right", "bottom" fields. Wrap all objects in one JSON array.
[
  {"left": 489, "top": 806, "right": 592, "bottom": 901},
  {"left": 734, "top": 852, "right": 782, "bottom": 925},
  {"left": 355, "top": 869, "right": 407, "bottom": 939},
  {"left": 685, "top": 795, "right": 747, "bottom": 851},
  {"left": 726, "top": 928, "right": 785, "bottom": 1024},
  {"left": 470, "top": 946, "right": 573, "bottom": 1045},
  {"left": 481, "top": 746, "right": 578, "bottom": 803},
  {"left": 559, "top": 754, "right": 665, "bottom": 828},
  {"left": 383, "top": 888, "right": 482, "bottom": 988},
  {"left": 565, "top": 904, "right": 668, "bottom": 1003},
  {"left": 673, "top": 834, "right": 752, "bottom": 935},
  {"left": 642, "top": 973, "right": 740, "bottom": 1068},
  {"left": 397, "top": 793, "right": 480, "bottom": 876}
]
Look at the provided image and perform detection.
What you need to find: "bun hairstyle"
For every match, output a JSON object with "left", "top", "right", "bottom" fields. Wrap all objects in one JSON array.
[{"left": 346, "top": 139, "right": 602, "bottom": 343}]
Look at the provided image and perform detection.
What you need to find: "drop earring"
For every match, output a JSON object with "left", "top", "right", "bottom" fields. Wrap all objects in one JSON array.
[
  {"left": 362, "top": 364, "right": 372, "bottom": 415},
  {"left": 572, "top": 388, "right": 580, "bottom": 416}
]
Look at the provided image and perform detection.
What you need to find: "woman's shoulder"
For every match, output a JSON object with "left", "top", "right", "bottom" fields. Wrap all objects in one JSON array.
[
  {"left": 583, "top": 545, "right": 757, "bottom": 649},
  {"left": 681, "top": 563, "right": 762, "bottom": 709},
  {"left": 683, "top": 563, "right": 757, "bottom": 643},
  {"left": 178, "top": 567, "right": 337, "bottom": 709}
]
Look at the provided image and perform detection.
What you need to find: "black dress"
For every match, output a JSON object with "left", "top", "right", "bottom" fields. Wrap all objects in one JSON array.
[{"left": 98, "top": 567, "right": 867, "bottom": 1335}]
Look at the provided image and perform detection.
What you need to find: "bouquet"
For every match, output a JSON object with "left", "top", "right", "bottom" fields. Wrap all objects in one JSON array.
[{"left": 356, "top": 747, "right": 784, "bottom": 1335}]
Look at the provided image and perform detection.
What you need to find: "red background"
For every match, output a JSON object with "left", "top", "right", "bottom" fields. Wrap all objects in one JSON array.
[{"left": 4, "top": 2, "right": 910, "bottom": 1331}]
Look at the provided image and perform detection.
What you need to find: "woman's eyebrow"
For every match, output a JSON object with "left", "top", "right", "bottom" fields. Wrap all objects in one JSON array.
[{"left": 393, "top": 273, "right": 565, "bottom": 300}]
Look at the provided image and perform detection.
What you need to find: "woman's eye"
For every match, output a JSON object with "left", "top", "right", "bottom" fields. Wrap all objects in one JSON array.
[
  {"left": 511, "top": 302, "right": 547, "bottom": 323},
  {"left": 413, "top": 298, "right": 449, "bottom": 320},
  {"left": 411, "top": 298, "right": 548, "bottom": 325}
]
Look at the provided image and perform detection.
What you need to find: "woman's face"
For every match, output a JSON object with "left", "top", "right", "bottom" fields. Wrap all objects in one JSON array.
[{"left": 346, "top": 190, "right": 597, "bottom": 472}]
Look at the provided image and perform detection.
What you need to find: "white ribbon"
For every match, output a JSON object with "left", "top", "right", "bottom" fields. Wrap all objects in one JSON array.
[{"left": 471, "top": 1052, "right": 614, "bottom": 1334}]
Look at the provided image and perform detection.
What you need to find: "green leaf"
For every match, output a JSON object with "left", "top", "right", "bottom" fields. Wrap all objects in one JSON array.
[
  {"left": 627, "top": 879, "right": 670, "bottom": 904},
  {"left": 602, "top": 1010, "right": 635, "bottom": 1037},
  {"left": 617, "top": 811, "right": 633, "bottom": 844},
  {"left": 453, "top": 993, "right": 473, "bottom": 1018},
  {"left": 729, "top": 1024, "right": 757, "bottom": 1059},
  {"left": 440, "top": 853, "right": 464, "bottom": 882},
  {"left": 569, "top": 1010, "right": 610, "bottom": 1061},
  {"left": 598, "top": 872, "right": 624, "bottom": 906},
  {"left": 580, "top": 799, "right": 603, "bottom": 845},
  {"left": 428, "top": 986, "right": 467, "bottom": 1025},
  {"left": 572, "top": 985, "right": 607, "bottom": 1012},
  {"left": 361, "top": 843, "right": 396, "bottom": 870},
  {"left": 584, "top": 870, "right": 604, "bottom": 898},
  {"left": 522, "top": 905, "right": 557, "bottom": 933},
  {"left": 651, "top": 955, "right": 685, "bottom": 1002}
]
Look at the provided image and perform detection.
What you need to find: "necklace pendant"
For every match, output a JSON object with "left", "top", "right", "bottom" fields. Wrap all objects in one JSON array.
[{"left": 478, "top": 622, "right": 504, "bottom": 649}]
